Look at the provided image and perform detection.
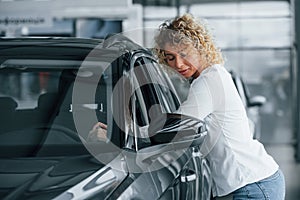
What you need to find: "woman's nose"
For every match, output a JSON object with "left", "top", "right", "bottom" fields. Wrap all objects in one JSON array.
[{"left": 175, "top": 57, "right": 184, "bottom": 69}]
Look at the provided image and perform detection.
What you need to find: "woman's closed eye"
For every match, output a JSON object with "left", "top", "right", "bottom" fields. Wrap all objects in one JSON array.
[{"left": 165, "top": 55, "right": 175, "bottom": 62}]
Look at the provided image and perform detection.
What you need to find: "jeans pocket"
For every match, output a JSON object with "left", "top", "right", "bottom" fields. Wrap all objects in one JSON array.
[
  {"left": 261, "top": 170, "right": 284, "bottom": 184},
  {"left": 233, "top": 170, "right": 285, "bottom": 200},
  {"left": 233, "top": 183, "right": 266, "bottom": 200},
  {"left": 256, "top": 170, "right": 285, "bottom": 200}
]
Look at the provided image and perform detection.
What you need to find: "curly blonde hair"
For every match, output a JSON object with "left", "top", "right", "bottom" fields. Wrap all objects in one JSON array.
[{"left": 154, "top": 13, "right": 224, "bottom": 66}]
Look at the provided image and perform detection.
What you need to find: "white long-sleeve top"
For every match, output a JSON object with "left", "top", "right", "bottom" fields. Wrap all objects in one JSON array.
[{"left": 177, "top": 64, "right": 278, "bottom": 197}]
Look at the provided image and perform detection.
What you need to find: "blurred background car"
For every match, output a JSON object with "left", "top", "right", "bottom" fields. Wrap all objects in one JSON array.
[
  {"left": 230, "top": 71, "right": 267, "bottom": 140},
  {"left": 0, "top": 36, "right": 211, "bottom": 200}
]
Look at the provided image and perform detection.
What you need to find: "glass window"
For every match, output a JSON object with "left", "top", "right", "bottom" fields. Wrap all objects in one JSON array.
[
  {"left": 188, "top": 1, "right": 290, "bottom": 18},
  {"left": 0, "top": 71, "right": 60, "bottom": 109},
  {"left": 209, "top": 18, "right": 291, "bottom": 49},
  {"left": 129, "top": 57, "right": 181, "bottom": 149}
]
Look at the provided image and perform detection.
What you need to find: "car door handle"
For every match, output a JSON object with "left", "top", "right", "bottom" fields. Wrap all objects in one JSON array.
[{"left": 180, "top": 169, "right": 197, "bottom": 182}]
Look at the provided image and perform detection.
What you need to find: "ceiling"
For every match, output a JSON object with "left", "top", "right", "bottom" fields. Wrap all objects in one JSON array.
[{"left": 133, "top": 0, "right": 290, "bottom": 7}]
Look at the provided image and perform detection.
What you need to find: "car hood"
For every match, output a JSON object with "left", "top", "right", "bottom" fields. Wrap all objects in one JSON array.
[
  {"left": 54, "top": 153, "right": 129, "bottom": 200},
  {"left": 0, "top": 154, "right": 127, "bottom": 200}
]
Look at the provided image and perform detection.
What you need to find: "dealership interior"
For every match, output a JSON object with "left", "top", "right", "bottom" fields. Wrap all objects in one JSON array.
[{"left": 1, "top": 0, "right": 300, "bottom": 199}]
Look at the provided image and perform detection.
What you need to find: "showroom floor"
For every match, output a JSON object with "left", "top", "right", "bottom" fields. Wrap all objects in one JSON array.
[
  {"left": 265, "top": 143, "right": 300, "bottom": 200},
  {"left": 261, "top": 118, "right": 300, "bottom": 199}
]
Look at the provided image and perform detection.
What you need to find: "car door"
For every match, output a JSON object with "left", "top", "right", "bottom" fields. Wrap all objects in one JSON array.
[{"left": 125, "top": 54, "right": 211, "bottom": 199}]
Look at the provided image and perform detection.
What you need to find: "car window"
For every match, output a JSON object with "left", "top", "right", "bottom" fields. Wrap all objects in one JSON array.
[
  {"left": 0, "top": 70, "right": 60, "bottom": 109},
  {"left": 0, "top": 67, "right": 60, "bottom": 128},
  {"left": 127, "top": 56, "right": 181, "bottom": 150},
  {"left": 0, "top": 59, "right": 106, "bottom": 157}
]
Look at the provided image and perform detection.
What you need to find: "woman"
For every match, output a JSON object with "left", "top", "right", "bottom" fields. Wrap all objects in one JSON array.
[{"left": 154, "top": 13, "right": 285, "bottom": 200}]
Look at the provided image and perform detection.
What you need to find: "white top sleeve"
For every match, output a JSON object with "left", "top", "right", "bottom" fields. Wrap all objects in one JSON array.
[{"left": 177, "top": 76, "right": 213, "bottom": 120}]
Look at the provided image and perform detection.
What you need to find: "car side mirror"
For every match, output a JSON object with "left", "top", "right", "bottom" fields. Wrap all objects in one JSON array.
[
  {"left": 136, "top": 113, "right": 207, "bottom": 162},
  {"left": 148, "top": 113, "right": 207, "bottom": 146},
  {"left": 248, "top": 95, "right": 267, "bottom": 107}
]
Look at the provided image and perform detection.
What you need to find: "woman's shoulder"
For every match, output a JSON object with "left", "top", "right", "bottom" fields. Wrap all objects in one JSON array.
[
  {"left": 191, "top": 65, "right": 221, "bottom": 86},
  {"left": 210, "top": 64, "right": 233, "bottom": 80},
  {"left": 192, "top": 64, "right": 231, "bottom": 89},
  {"left": 200, "top": 64, "right": 228, "bottom": 79}
]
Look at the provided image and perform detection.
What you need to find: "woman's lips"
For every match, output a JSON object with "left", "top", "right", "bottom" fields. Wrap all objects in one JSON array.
[{"left": 178, "top": 69, "right": 189, "bottom": 75}]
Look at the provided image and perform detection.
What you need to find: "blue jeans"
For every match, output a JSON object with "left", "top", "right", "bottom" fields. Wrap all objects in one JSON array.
[{"left": 232, "top": 169, "right": 285, "bottom": 200}]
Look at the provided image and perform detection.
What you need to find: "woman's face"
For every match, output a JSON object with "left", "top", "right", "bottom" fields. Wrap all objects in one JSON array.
[{"left": 163, "top": 43, "right": 205, "bottom": 79}]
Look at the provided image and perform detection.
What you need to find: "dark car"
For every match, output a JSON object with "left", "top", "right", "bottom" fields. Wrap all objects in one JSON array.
[{"left": 0, "top": 35, "right": 211, "bottom": 200}]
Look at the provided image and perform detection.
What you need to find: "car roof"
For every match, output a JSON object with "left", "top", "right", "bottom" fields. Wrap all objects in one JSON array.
[
  {"left": 0, "top": 36, "right": 149, "bottom": 70},
  {"left": 0, "top": 37, "right": 104, "bottom": 51},
  {"left": 0, "top": 37, "right": 110, "bottom": 61}
]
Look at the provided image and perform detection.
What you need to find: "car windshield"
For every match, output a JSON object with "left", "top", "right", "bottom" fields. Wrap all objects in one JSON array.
[{"left": 0, "top": 56, "right": 113, "bottom": 156}]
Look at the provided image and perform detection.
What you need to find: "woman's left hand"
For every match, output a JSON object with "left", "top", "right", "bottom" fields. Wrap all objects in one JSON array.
[{"left": 87, "top": 122, "right": 108, "bottom": 142}]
